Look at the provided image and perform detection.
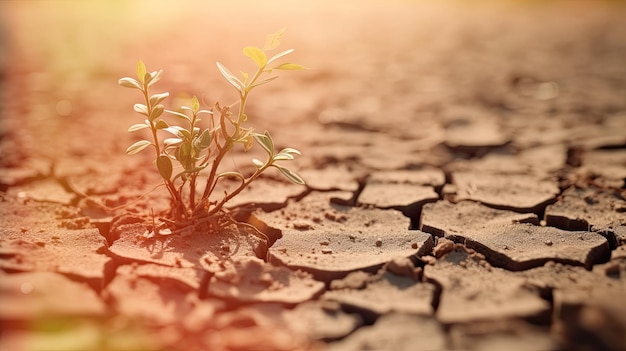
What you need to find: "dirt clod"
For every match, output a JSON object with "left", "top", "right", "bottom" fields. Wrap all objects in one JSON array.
[
  {"left": 292, "top": 220, "right": 314, "bottom": 230},
  {"left": 330, "top": 271, "right": 371, "bottom": 290},
  {"left": 385, "top": 256, "right": 422, "bottom": 280},
  {"left": 433, "top": 238, "right": 456, "bottom": 258}
]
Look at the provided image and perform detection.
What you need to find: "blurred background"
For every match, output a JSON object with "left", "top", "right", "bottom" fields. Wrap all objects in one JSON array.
[{"left": 1, "top": 0, "right": 625, "bottom": 170}]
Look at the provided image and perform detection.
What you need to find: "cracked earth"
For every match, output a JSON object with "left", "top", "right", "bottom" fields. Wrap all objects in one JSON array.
[{"left": 1, "top": 1, "right": 626, "bottom": 350}]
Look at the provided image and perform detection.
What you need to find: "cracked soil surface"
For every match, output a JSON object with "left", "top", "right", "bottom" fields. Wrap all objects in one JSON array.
[{"left": 1, "top": 1, "right": 626, "bottom": 350}]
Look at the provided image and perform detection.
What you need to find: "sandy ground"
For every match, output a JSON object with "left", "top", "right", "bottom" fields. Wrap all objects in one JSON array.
[{"left": 1, "top": 0, "right": 626, "bottom": 350}]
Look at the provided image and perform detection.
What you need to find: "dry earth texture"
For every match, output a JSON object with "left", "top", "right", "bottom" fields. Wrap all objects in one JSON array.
[{"left": 1, "top": 1, "right": 626, "bottom": 350}]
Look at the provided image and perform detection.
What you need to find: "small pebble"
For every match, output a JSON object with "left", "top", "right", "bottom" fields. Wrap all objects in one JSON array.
[
  {"left": 386, "top": 256, "right": 415, "bottom": 277},
  {"left": 320, "top": 240, "right": 330, "bottom": 246},
  {"left": 321, "top": 248, "right": 333, "bottom": 255},
  {"left": 293, "top": 220, "right": 313, "bottom": 230},
  {"left": 411, "top": 242, "right": 418, "bottom": 249},
  {"left": 433, "top": 238, "right": 455, "bottom": 258},
  {"left": 375, "top": 238, "right": 383, "bottom": 247},
  {"left": 544, "top": 240, "right": 553, "bottom": 246}
]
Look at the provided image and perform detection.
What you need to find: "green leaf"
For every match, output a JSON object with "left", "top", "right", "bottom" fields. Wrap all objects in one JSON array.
[
  {"left": 143, "top": 72, "right": 152, "bottom": 86},
  {"left": 191, "top": 96, "right": 200, "bottom": 113},
  {"left": 243, "top": 46, "right": 267, "bottom": 67},
  {"left": 149, "top": 104, "right": 164, "bottom": 121},
  {"left": 119, "top": 77, "right": 142, "bottom": 89},
  {"left": 195, "top": 128, "right": 212, "bottom": 149},
  {"left": 133, "top": 104, "right": 149, "bottom": 116},
  {"left": 179, "top": 142, "right": 193, "bottom": 169},
  {"left": 267, "top": 48, "right": 294, "bottom": 64},
  {"left": 280, "top": 147, "right": 302, "bottom": 155},
  {"left": 178, "top": 128, "right": 192, "bottom": 140},
  {"left": 252, "top": 158, "right": 264, "bottom": 168},
  {"left": 155, "top": 119, "right": 169, "bottom": 129},
  {"left": 164, "top": 138, "right": 183, "bottom": 147},
  {"left": 273, "top": 153, "right": 295, "bottom": 161},
  {"left": 253, "top": 132, "right": 274, "bottom": 156},
  {"left": 149, "top": 92, "right": 169, "bottom": 106},
  {"left": 147, "top": 70, "right": 163, "bottom": 87},
  {"left": 126, "top": 140, "right": 151, "bottom": 155},
  {"left": 164, "top": 126, "right": 185, "bottom": 138},
  {"left": 264, "top": 27, "right": 286, "bottom": 50},
  {"left": 273, "top": 63, "right": 306, "bottom": 71},
  {"left": 263, "top": 131, "right": 274, "bottom": 151},
  {"left": 128, "top": 123, "right": 149, "bottom": 132},
  {"left": 274, "top": 165, "right": 305, "bottom": 185},
  {"left": 156, "top": 155, "right": 173, "bottom": 180},
  {"left": 166, "top": 110, "right": 191, "bottom": 121},
  {"left": 216, "top": 62, "right": 244, "bottom": 93},
  {"left": 136, "top": 60, "right": 147, "bottom": 83}
]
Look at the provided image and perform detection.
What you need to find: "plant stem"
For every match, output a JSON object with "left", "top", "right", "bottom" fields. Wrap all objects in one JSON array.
[
  {"left": 196, "top": 65, "right": 266, "bottom": 216},
  {"left": 198, "top": 134, "right": 230, "bottom": 207},
  {"left": 188, "top": 111, "right": 198, "bottom": 209},
  {"left": 208, "top": 164, "right": 268, "bottom": 216},
  {"left": 189, "top": 173, "right": 196, "bottom": 209},
  {"left": 141, "top": 88, "right": 161, "bottom": 157},
  {"left": 142, "top": 84, "right": 187, "bottom": 219}
]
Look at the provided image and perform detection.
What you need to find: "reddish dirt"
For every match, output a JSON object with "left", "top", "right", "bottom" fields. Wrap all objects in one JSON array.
[{"left": 2, "top": 1, "right": 626, "bottom": 350}]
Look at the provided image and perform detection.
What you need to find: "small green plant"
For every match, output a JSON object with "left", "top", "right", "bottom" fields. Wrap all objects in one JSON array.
[{"left": 119, "top": 29, "right": 305, "bottom": 232}]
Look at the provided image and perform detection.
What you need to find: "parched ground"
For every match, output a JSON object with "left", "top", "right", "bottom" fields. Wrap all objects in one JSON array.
[{"left": 1, "top": 1, "right": 626, "bottom": 350}]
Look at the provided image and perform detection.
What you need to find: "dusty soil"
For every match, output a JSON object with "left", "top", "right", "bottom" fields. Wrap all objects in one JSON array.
[{"left": 1, "top": 1, "right": 626, "bottom": 350}]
